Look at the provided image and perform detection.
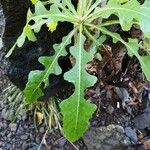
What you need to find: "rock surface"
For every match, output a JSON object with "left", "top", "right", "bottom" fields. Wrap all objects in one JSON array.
[
  {"left": 83, "top": 125, "right": 131, "bottom": 150},
  {"left": 125, "top": 127, "right": 138, "bottom": 144},
  {"left": 134, "top": 106, "right": 150, "bottom": 129}
]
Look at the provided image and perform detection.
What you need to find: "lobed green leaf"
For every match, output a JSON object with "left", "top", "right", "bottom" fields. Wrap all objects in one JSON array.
[
  {"left": 24, "top": 30, "right": 75, "bottom": 104},
  {"left": 88, "top": 0, "right": 150, "bottom": 37},
  {"left": 60, "top": 28, "right": 97, "bottom": 142}
]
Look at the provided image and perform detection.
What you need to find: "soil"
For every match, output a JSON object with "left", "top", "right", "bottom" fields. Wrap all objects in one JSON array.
[{"left": 1, "top": 1, "right": 150, "bottom": 150}]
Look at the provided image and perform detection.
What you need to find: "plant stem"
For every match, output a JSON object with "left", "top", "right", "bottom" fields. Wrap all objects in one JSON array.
[
  {"left": 83, "top": 0, "right": 102, "bottom": 20},
  {"left": 84, "top": 27, "right": 100, "bottom": 46}
]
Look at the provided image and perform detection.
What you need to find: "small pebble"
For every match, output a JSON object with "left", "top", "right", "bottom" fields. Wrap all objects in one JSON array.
[
  {"left": 58, "top": 138, "right": 67, "bottom": 147},
  {"left": 1, "top": 108, "right": 9, "bottom": 120},
  {"left": 106, "top": 105, "right": 114, "bottom": 114},
  {"left": 7, "top": 133, "right": 12, "bottom": 138},
  {"left": 22, "top": 143, "right": 28, "bottom": 150},
  {"left": 20, "top": 135, "right": 28, "bottom": 140},
  {"left": 35, "top": 136, "right": 41, "bottom": 144},
  {"left": 9, "top": 123, "right": 17, "bottom": 132},
  {"left": 39, "top": 127, "right": 45, "bottom": 134}
]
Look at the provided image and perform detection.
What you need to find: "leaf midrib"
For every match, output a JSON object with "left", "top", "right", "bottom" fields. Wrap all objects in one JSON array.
[
  {"left": 74, "top": 27, "right": 82, "bottom": 136},
  {"left": 26, "top": 30, "right": 75, "bottom": 102}
]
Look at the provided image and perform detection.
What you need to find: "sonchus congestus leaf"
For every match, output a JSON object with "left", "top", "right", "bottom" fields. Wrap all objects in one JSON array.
[
  {"left": 60, "top": 28, "right": 97, "bottom": 142},
  {"left": 89, "top": 0, "right": 150, "bottom": 37},
  {"left": 6, "top": 1, "right": 71, "bottom": 57},
  {"left": 24, "top": 30, "right": 75, "bottom": 104}
]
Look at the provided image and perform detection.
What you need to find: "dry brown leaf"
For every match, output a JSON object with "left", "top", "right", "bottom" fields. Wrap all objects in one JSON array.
[
  {"left": 144, "top": 140, "right": 150, "bottom": 150},
  {"left": 36, "top": 111, "right": 44, "bottom": 125}
]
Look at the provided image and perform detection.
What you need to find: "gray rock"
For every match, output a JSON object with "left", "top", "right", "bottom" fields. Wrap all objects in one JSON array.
[
  {"left": 35, "top": 136, "right": 41, "bottom": 144},
  {"left": 22, "top": 142, "right": 28, "bottom": 150},
  {"left": 17, "top": 115, "right": 22, "bottom": 121},
  {"left": 17, "top": 109, "right": 27, "bottom": 121},
  {"left": 1, "top": 108, "right": 9, "bottom": 120},
  {"left": 7, "top": 133, "right": 12, "bottom": 138},
  {"left": 57, "top": 138, "right": 67, "bottom": 147},
  {"left": 29, "top": 134, "right": 35, "bottom": 141},
  {"left": 0, "top": 142, "right": 3, "bottom": 147},
  {"left": 9, "top": 123, "right": 17, "bottom": 132},
  {"left": 114, "top": 87, "right": 131, "bottom": 108},
  {"left": 83, "top": 125, "right": 131, "bottom": 150},
  {"left": 134, "top": 111, "right": 150, "bottom": 129},
  {"left": 28, "top": 146, "right": 39, "bottom": 150},
  {"left": 137, "top": 145, "right": 147, "bottom": 150},
  {"left": 20, "top": 135, "right": 28, "bottom": 140},
  {"left": 125, "top": 127, "right": 138, "bottom": 144},
  {"left": 3, "top": 121, "right": 8, "bottom": 128},
  {"left": 106, "top": 105, "right": 114, "bottom": 114},
  {"left": 39, "top": 127, "right": 45, "bottom": 134},
  {"left": 6, "top": 144, "right": 11, "bottom": 149},
  {"left": 0, "top": 122, "right": 3, "bottom": 129},
  {"left": 22, "top": 113, "right": 27, "bottom": 121},
  {"left": 0, "top": 38, "right": 2, "bottom": 49}
]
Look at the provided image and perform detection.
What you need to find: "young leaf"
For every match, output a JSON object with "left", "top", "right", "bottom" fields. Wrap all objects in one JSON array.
[
  {"left": 31, "top": 0, "right": 38, "bottom": 5},
  {"left": 62, "top": 0, "right": 78, "bottom": 16},
  {"left": 5, "top": 43, "right": 17, "bottom": 58},
  {"left": 47, "top": 22, "right": 58, "bottom": 32},
  {"left": 24, "top": 30, "right": 75, "bottom": 104},
  {"left": 30, "top": 2, "right": 65, "bottom": 33},
  {"left": 24, "top": 25, "right": 37, "bottom": 42},
  {"left": 27, "top": 9, "right": 34, "bottom": 22},
  {"left": 60, "top": 30, "right": 97, "bottom": 142},
  {"left": 16, "top": 33, "right": 26, "bottom": 47},
  {"left": 16, "top": 25, "right": 37, "bottom": 48},
  {"left": 34, "top": 1, "right": 48, "bottom": 15}
]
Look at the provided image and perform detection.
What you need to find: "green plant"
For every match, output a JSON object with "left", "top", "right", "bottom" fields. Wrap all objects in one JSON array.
[{"left": 7, "top": 0, "right": 150, "bottom": 142}]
